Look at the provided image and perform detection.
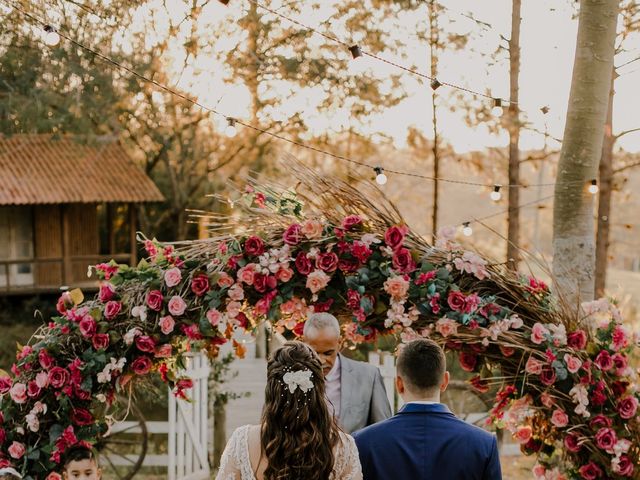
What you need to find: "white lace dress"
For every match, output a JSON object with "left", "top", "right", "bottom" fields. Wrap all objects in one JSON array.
[{"left": 215, "top": 424, "right": 363, "bottom": 480}]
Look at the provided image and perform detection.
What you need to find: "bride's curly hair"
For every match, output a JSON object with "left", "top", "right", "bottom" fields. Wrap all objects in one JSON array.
[{"left": 261, "top": 341, "right": 341, "bottom": 479}]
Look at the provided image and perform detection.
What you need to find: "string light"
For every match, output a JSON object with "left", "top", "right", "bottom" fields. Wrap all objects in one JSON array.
[
  {"left": 540, "top": 106, "right": 550, "bottom": 115},
  {"left": 491, "top": 98, "right": 503, "bottom": 116},
  {"left": 462, "top": 222, "right": 473, "bottom": 237},
  {"left": 430, "top": 79, "right": 441, "bottom": 91},
  {"left": 225, "top": 117, "right": 238, "bottom": 137},
  {"left": 349, "top": 45, "right": 363, "bottom": 59},
  {"left": 374, "top": 167, "right": 387, "bottom": 185},
  {"left": 43, "top": 25, "right": 61, "bottom": 46},
  {"left": 588, "top": 179, "right": 599, "bottom": 195},
  {"left": 490, "top": 185, "right": 502, "bottom": 202}
]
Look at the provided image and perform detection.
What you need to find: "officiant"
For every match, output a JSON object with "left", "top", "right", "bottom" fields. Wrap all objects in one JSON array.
[{"left": 302, "top": 313, "right": 391, "bottom": 433}]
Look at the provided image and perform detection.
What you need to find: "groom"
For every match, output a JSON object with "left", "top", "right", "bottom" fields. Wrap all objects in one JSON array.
[
  {"left": 302, "top": 313, "right": 391, "bottom": 433},
  {"left": 353, "top": 338, "right": 502, "bottom": 480}
]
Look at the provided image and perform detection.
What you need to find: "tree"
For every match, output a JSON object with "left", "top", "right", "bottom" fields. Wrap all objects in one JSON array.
[{"left": 552, "top": 0, "right": 620, "bottom": 304}]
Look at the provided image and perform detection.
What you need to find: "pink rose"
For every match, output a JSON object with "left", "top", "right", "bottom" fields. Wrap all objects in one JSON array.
[
  {"left": 131, "top": 356, "right": 152, "bottom": 376},
  {"left": 217, "top": 272, "right": 235, "bottom": 288},
  {"left": 435, "top": 318, "right": 459, "bottom": 338},
  {"left": 459, "top": 352, "right": 478, "bottom": 372},
  {"left": 564, "top": 433, "right": 582, "bottom": 452},
  {"left": 294, "top": 252, "right": 313, "bottom": 275},
  {"left": 39, "top": 349, "right": 54, "bottom": 369},
  {"left": 35, "top": 371, "right": 49, "bottom": 389},
  {"left": 49, "top": 367, "right": 69, "bottom": 389},
  {"left": 301, "top": 219, "right": 324, "bottom": 239},
  {"left": 79, "top": 316, "right": 96, "bottom": 338},
  {"left": 611, "top": 352, "right": 628, "bottom": 373},
  {"left": 8, "top": 441, "right": 25, "bottom": 459},
  {"left": 47, "top": 473, "right": 63, "bottom": 480},
  {"left": 104, "top": 300, "right": 122, "bottom": 320},
  {"left": 392, "top": 248, "right": 416, "bottom": 274},
  {"left": 168, "top": 296, "right": 187, "bottom": 316},
  {"left": 226, "top": 301, "right": 242, "bottom": 318},
  {"left": 341, "top": 215, "right": 363, "bottom": 231},
  {"left": 384, "top": 225, "right": 408, "bottom": 250},
  {"left": 158, "top": 315, "right": 175, "bottom": 335},
  {"left": 283, "top": 224, "right": 303, "bottom": 245},
  {"left": 589, "top": 414, "right": 612, "bottom": 429},
  {"left": 514, "top": 425, "right": 532, "bottom": 444},
  {"left": 447, "top": 291, "right": 466, "bottom": 312},
  {"left": 98, "top": 282, "right": 116, "bottom": 302},
  {"left": 564, "top": 354, "right": 582, "bottom": 374},
  {"left": 306, "top": 270, "right": 331, "bottom": 294},
  {"left": 275, "top": 267, "right": 293, "bottom": 283},
  {"left": 611, "top": 325, "right": 629, "bottom": 351},
  {"left": 463, "top": 293, "right": 481, "bottom": 314},
  {"left": 9, "top": 382, "right": 27, "bottom": 403},
  {"left": 532, "top": 464, "right": 546, "bottom": 478},
  {"left": 551, "top": 408, "right": 569, "bottom": 428},
  {"left": 146, "top": 290, "right": 164, "bottom": 311},
  {"left": 243, "top": 236, "right": 265, "bottom": 256},
  {"left": 567, "top": 330, "right": 587, "bottom": 350},
  {"left": 155, "top": 344, "right": 172, "bottom": 358},
  {"left": 613, "top": 455, "right": 634, "bottom": 477},
  {"left": 191, "top": 274, "right": 210, "bottom": 297},
  {"left": 594, "top": 350, "right": 613, "bottom": 371},
  {"left": 316, "top": 252, "right": 339, "bottom": 273},
  {"left": 92, "top": 333, "right": 110, "bottom": 350},
  {"left": 236, "top": 265, "right": 255, "bottom": 285},
  {"left": 27, "top": 380, "right": 41, "bottom": 398},
  {"left": 595, "top": 427, "right": 617, "bottom": 453},
  {"left": 164, "top": 267, "right": 182, "bottom": 287},
  {"left": 540, "top": 392, "right": 555, "bottom": 408},
  {"left": 531, "top": 323, "right": 550, "bottom": 344},
  {"left": 383, "top": 276, "right": 409, "bottom": 301},
  {"left": 617, "top": 396, "right": 638, "bottom": 419},
  {"left": 206, "top": 309, "right": 222, "bottom": 326},
  {"left": 135, "top": 335, "right": 156, "bottom": 353},
  {"left": 540, "top": 366, "right": 556, "bottom": 386}
]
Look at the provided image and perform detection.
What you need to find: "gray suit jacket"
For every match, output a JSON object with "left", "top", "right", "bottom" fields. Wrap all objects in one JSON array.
[{"left": 337, "top": 354, "right": 392, "bottom": 434}]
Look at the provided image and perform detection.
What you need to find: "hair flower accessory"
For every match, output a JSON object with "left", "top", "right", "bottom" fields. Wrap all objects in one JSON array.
[{"left": 283, "top": 369, "right": 314, "bottom": 393}]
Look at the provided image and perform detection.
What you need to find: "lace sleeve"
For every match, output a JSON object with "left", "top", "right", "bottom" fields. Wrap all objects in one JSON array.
[
  {"left": 333, "top": 433, "right": 363, "bottom": 480},
  {"left": 214, "top": 426, "right": 246, "bottom": 480}
]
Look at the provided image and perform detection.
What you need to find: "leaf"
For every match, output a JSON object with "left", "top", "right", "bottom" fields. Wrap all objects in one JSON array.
[
  {"left": 68, "top": 288, "right": 84, "bottom": 305},
  {"left": 49, "top": 424, "right": 63, "bottom": 443}
]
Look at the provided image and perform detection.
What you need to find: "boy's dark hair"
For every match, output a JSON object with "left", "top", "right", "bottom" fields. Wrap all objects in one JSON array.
[
  {"left": 397, "top": 338, "right": 446, "bottom": 394},
  {"left": 63, "top": 445, "right": 99, "bottom": 469}
]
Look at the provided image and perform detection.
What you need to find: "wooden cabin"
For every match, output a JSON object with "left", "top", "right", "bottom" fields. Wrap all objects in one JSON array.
[{"left": 0, "top": 134, "right": 164, "bottom": 295}]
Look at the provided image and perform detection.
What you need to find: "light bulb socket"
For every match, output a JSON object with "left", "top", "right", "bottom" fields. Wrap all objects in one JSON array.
[
  {"left": 218, "top": 0, "right": 230, "bottom": 5},
  {"left": 430, "top": 79, "right": 441, "bottom": 90},
  {"left": 374, "top": 166, "right": 383, "bottom": 175},
  {"left": 349, "top": 45, "right": 362, "bottom": 59},
  {"left": 493, "top": 185, "right": 501, "bottom": 193},
  {"left": 540, "top": 106, "right": 550, "bottom": 115},
  {"left": 44, "top": 25, "right": 55, "bottom": 33},
  {"left": 227, "top": 117, "right": 236, "bottom": 127},
  {"left": 463, "top": 222, "right": 470, "bottom": 228},
  {"left": 590, "top": 179, "right": 597, "bottom": 187},
  {"left": 493, "top": 98, "right": 502, "bottom": 108}
]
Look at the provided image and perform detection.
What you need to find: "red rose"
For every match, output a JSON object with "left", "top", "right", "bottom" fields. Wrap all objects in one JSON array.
[
  {"left": 540, "top": 366, "right": 557, "bottom": 386},
  {"left": 60, "top": 425, "right": 77, "bottom": 447},
  {"left": 351, "top": 241, "right": 372, "bottom": 263},
  {"left": 191, "top": 274, "right": 210, "bottom": 297},
  {"left": 0, "top": 377, "right": 12, "bottom": 394},
  {"left": 384, "top": 225, "right": 408, "bottom": 251},
  {"left": 316, "top": 252, "right": 339, "bottom": 272},
  {"left": 104, "top": 300, "right": 122, "bottom": 320},
  {"left": 243, "top": 236, "right": 265, "bottom": 256},
  {"left": 292, "top": 321, "right": 305, "bottom": 337},
  {"left": 48, "top": 367, "right": 70, "bottom": 389},
  {"left": 347, "top": 289, "right": 361, "bottom": 310},
  {"left": 38, "top": 349, "right": 54, "bottom": 370},
  {"left": 0, "top": 428, "right": 5, "bottom": 445},
  {"left": 283, "top": 224, "right": 303, "bottom": 245},
  {"left": 253, "top": 273, "right": 268, "bottom": 293},
  {"left": 235, "top": 312, "right": 249, "bottom": 329},
  {"left": 392, "top": 248, "right": 416, "bottom": 274},
  {"left": 594, "top": 350, "right": 614, "bottom": 371},
  {"left": 295, "top": 251, "right": 313, "bottom": 275},
  {"left": 611, "top": 380, "right": 629, "bottom": 397},
  {"left": 578, "top": 462, "right": 602, "bottom": 480},
  {"left": 469, "top": 375, "right": 489, "bottom": 393},
  {"left": 594, "top": 427, "right": 616, "bottom": 452},
  {"left": 614, "top": 455, "right": 634, "bottom": 477},
  {"left": 56, "top": 292, "right": 73, "bottom": 314},
  {"left": 313, "top": 299, "right": 334, "bottom": 312},
  {"left": 71, "top": 408, "right": 94, "bottom": 426},
  {"left": 92, "top": 333, "right": 110, "bottom": 350},
  {"left": 131, "top": 356, "right": 153, "bottom": 376},
  {"left": 74, "top": 385, "right": 91, "bottom": 401},
  {"left": 341, "top": 215, "right": 363, "bottom": 230},
  {"left": 27, "top": 380, "right": 41, "bottom": 398},
  {"left": 459, "top": 352, "right": 478, "bottom": 372},
  {"left": 98, "top": 283, "right": 115, "bottom": 302},
  {"left": 78, "top": 316, "right": 96, "bottom": 338},
  {"left": 589, "top": 415, "right": 612, "bottom": 429},
  {"left": 567, "top": 330, "right": 587, "bottom": 350},
  {"left": 563, "top": 433, "right": 582, "bottom": 452},
  {"left": 447, "top": 291, "right": 466, "bottom": 312},
  {"left": 146, "top": 290, "right": 164, "bottom": 311},
  {"left": 135, "top": 335, "right": 156, "bottom": 353},
  {"left": 617, "top": 396, "right": 639, "bottom": 419},
  {"left": 591, "top": 388, "right": 607, "bottom": 407},
  {"left": 338, "top": 258, "right": 359, "bottom": 273}
]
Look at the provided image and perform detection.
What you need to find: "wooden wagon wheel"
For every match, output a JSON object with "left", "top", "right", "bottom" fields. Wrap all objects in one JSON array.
[{"left": 95, "top": 401, "right": 148, "bottom": 480}]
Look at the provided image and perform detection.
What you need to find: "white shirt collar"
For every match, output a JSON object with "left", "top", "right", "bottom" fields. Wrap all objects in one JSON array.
[
  {"left": 406, "top": 400, "right": 440, "bottom": 405},
  {"left": 326, "top": 354, "right": 341, "bottom": 381}
]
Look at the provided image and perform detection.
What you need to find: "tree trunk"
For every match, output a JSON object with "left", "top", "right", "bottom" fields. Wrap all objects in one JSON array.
[
  {"left": 594, "top": 71, "right": 616, "bottom": 298},
  {"left": 506, "top": 0, "right": 522, "bottom": 269},
  {"left": 428, "top": 0, "right": 440, "bottom": 238},
  {"left": 552, "top": 0, "right": 620, "bottom": 304}
]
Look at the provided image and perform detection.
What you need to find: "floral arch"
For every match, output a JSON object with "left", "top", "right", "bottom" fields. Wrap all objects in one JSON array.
[{"left": 0, "top": 167, "right": 638, "bottom": 479}]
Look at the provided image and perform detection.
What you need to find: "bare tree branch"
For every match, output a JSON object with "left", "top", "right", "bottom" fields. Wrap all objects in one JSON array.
[{"left": 614, "top": 127, "right": 640, "bottom": 140}]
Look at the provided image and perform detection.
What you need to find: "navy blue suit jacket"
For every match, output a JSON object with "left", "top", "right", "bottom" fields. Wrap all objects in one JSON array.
[{"left": 353, "top": 403, "right": 502, "bottom": 480}]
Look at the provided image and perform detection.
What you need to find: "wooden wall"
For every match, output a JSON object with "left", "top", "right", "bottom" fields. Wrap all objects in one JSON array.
[{"left": 34, "top": 205, "right": 63, "bottom": 287}]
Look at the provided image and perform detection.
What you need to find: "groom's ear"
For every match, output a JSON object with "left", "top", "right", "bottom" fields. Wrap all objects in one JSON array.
[
  {"left": 440, "top": 371, "right": 450, "bottom": 392},
  {"left": 395, "top": 376, "right": 405, "bottom": 394}
]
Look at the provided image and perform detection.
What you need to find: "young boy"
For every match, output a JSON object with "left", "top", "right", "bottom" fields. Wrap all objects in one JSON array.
[
  {"left": 62, "top": 445, "right": 102, "bottom": 480},
  {"left": 0, "top": 466, "right": 22, "bottom": 479}
]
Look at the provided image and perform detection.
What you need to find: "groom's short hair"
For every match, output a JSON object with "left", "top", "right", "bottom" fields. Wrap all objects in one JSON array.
[{"left": 397, "top": 339, "right": 446, "bottom": 393}]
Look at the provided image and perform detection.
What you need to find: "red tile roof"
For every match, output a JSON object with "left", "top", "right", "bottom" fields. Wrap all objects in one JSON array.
[{"left": 0, "top": 134, "right": 164, "bottom": 205}]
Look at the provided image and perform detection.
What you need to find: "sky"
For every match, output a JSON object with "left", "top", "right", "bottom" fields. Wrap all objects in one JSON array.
[{"left": 161, "top": 0, "right": 639, "bottom": 155}]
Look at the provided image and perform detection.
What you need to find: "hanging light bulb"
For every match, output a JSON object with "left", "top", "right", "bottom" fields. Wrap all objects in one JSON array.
[
  {"left": 588, "top": 179, "right": 599, "bottom": 195},
  {"left": 225, "top": 117, "right": 237, "bottom": 137},
  {"left": 374, "top": 167, "right": 387, "bottom": 185},
  {"left": 348, "top": 45, "right": 367, "bottom": 74},
  {"left": 491, "top": 98, "right": 503, "bottom": 116},
  {"left": 218, "top": 0, "right": 230, "bottom": 4},
  {"left": 490, "top": 185, "right": 502, "bottom": 202},
  {"left": 44, "top": 25, "right": 61, "bottom": 47},
  {"left": 462, "top": 222, "right": 473, "bottom": 237}
]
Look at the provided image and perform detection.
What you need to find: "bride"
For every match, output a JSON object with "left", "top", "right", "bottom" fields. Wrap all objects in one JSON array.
[{"left": 215, "top": 341, "right": 362, "bottom": 480}]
